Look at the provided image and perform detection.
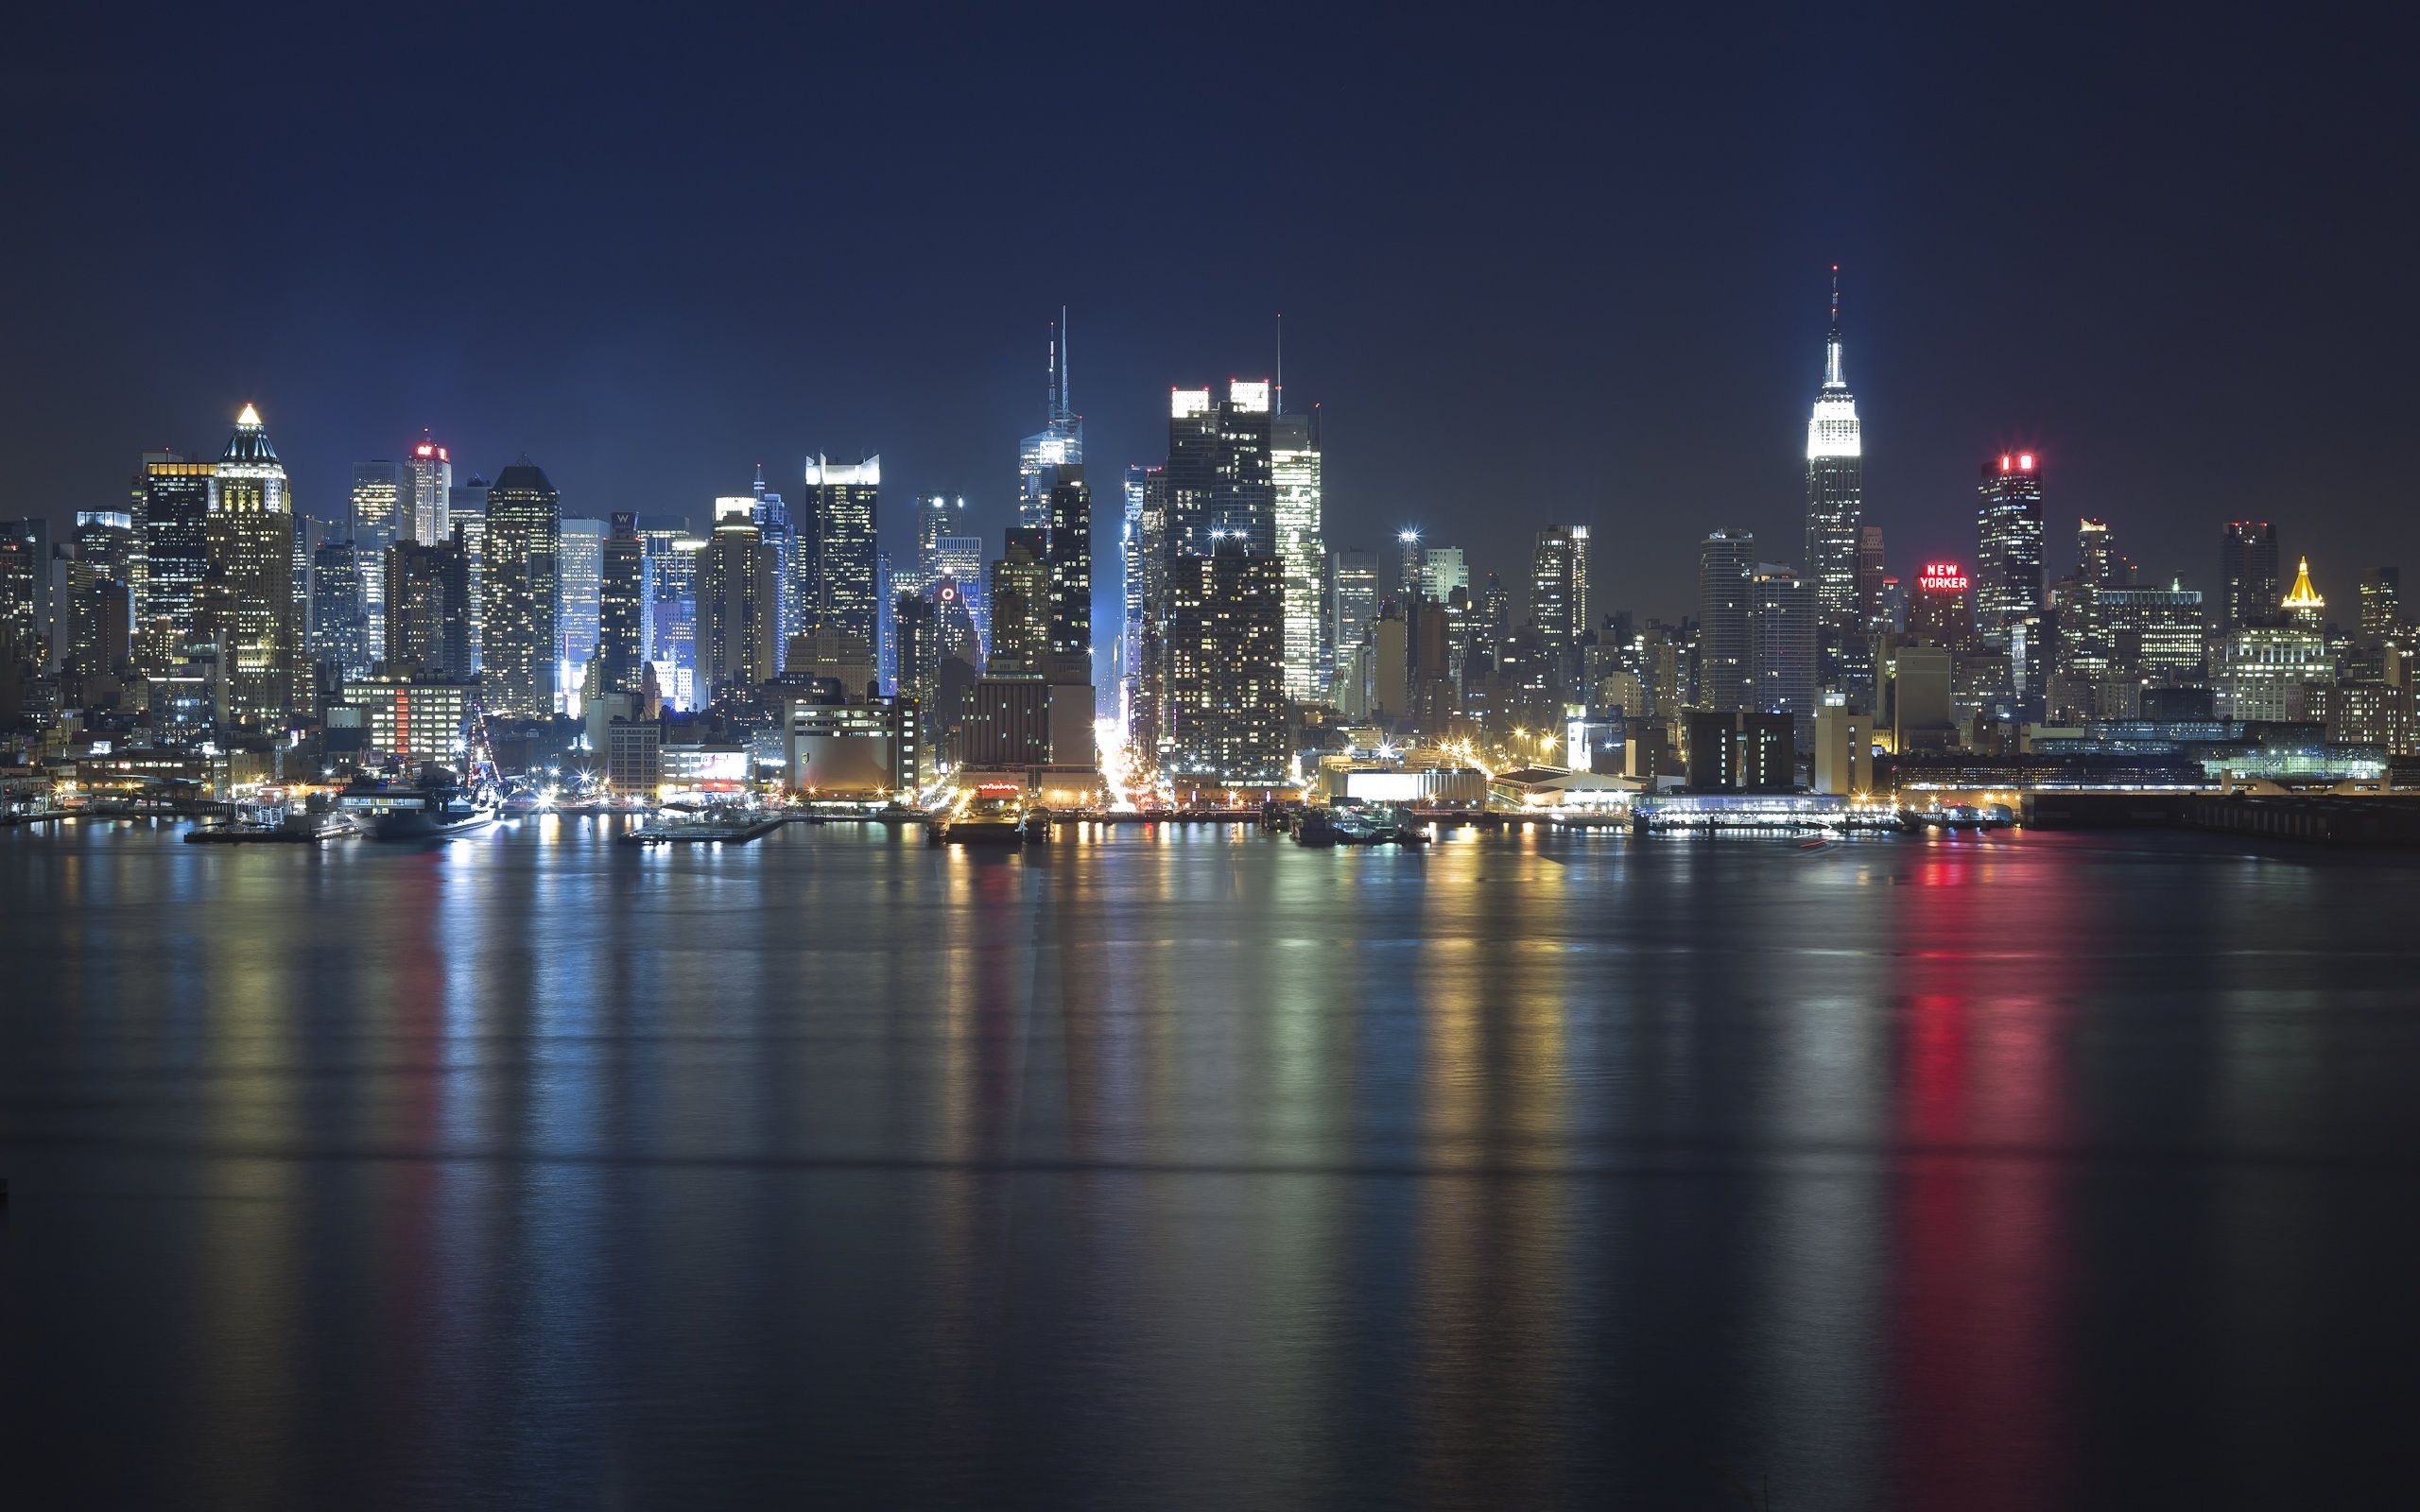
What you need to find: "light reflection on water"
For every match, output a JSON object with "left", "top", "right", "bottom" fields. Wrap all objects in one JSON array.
[{"left": 4, "top": 819, "right": 2418, "bottom": 1508}]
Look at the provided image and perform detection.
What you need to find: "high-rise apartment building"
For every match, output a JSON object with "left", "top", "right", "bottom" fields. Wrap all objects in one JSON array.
[
  {"left": 598, "top": 512, "right": 648, "bottom": 696},
  {"left": 2219, "top": 521, "right": 2280, "bottom": 633},
  {"left": 1166, "top": 536, "right": 1288, "bottom": 787},
  {"left": 1421, "top": 546, "right": 1469, "bottom": 605},
  {"left": 1975, "top": 451, "right": 2047, "bottom": 642},
  {"left": 804, "top": 455, "right": 879, "bottom": 658},
  {"left": 1697, "top": 529, "right": 1755, "bottom": 712},
  {"left": 484, "top": 459, "right": 561, "bottom": 718},
  {"left": 1211, "top": 381, "right": 1277, "bottom": 555},
  {"left": 1330, "top": 548, "right": 1378, "bottom": 662},
  {"left": 1909, "top": 560, "right": 1979, "bottom": 649},
  {"left": 1805, "top": 271, "right": 1867, "bottom": 702},
  {"left": 2103, "top": 585, "right": 2206, "bottom": 681}
]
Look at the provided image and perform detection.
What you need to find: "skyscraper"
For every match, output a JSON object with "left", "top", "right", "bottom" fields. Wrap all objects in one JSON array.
[
  {"left": 913, "top": 494, "right": 968, "bottom": 593},
  {"left": 1018, "top": 312, "right": 1081, "bottom": 531},
  {"left": 1531, "top": 525, "right": 1590, "bottom": 655},
  {"left": 1165, "top": 387, "right": 1219, "bottom": 557},
  {"left": 484, "top": 458, "right": 561, "bottom": 718},
  {"left": 2359, "top": 567, "right": 2401, "bottom": 645},
  {"left": 599, "top": 512, "right": 648, "bottom": 696},
  {"left": 449, "top": 472, "right": 491, "bottom": 671},
  {"left": 310, "top": 538, "right": 371, "bottom": 679},
  {"left": 349, "top": 459, "right": 401, "bottom": 656},
  {"left": 1421, "top": 546, "right": 1469, "bottom": 605},
  {"left": 1697, "top": 529, "right": 1755, "bottom": 713},
  {"left": 1271, "top": 408, "right": 1326, "bottom": 702},
  {"left": 986, "top": 527, "right": 1050, "bottom": 679},
  {"left": 644, "top": 528, "right": 704, "bottom": 709},
  {"left": 1329, "top": 547, "right": 1378, "bottom": 662},
  {"left": 1975, "top": 451, "right": 2047, "bottom": 642},
  {"left": 804, "top": 455, "right": 879, "bottom": 658},
  {"left": 556, "top": 518, "right": 606, "bottom": 705},
  {"left": 751, "top": 468, "right": 800, "bottom": 662},
  {"left": 384, "top": 538, "right": 473, "bottom": 679},
  {"left": 406, "top": 435, "right": 452, "bottom": 546},
  {"left": 1166, "top": 535, "right": 1288, "bottom": 787},
  {"left": 698, "top": 499, "right": 776, "bottom": 703},
  {"left": 2282, "top": 557, "right": 2325, "bottom": 630},
  {"left": 139, "top": 452, "right": 213, "bottom": 646},
  {"left": 1045, "top": 465, "right": 1092, "bottom": 682},
  {"left": 1805, "top": 269, "right": 1867, "bottom": 703},
  {"left": 1751, "top": 562, "right": 1816, "bottom": 739},
  {"left": 200, "top": 404, "right": 300, "bottom": 727},
  {"left": 1120, "top": 464, "right": 1149, "bottom": 719},
  {"left": 1211, "top": 380, "right": 1277, "bottom": 554},
  {"left": 2220, "top": 521, "right": 2282, "bottom": 632},
  {"left": 936, "top": 533, "right": 987, "bottom": 657}
]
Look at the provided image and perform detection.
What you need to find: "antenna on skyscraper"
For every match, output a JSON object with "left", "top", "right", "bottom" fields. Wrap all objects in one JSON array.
[
  {"left": 1274, "top": 312, "right": 1284, "bottom": 415},
  {"left": 1059, "top": 303, "right": 1072, "bottom": 420}
]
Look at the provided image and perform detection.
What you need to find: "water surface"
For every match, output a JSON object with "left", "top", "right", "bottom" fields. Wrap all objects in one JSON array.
[{"left": 3, "top": 819, "right": 2415, "bottom": 1508}]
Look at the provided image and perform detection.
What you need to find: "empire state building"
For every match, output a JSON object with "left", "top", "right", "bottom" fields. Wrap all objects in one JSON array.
[{"left": 1804, "top": 268, "right": 1868, "bottom": 705}]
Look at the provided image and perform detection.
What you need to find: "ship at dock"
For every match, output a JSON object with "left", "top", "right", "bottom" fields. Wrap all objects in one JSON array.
[{"left": 339, "top": 768, "right": 499, "bottom": 840}]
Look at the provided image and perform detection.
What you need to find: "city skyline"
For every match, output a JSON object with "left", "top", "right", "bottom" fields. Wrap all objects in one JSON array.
[{"left": 4, "top": 11, "right": 2411, "bottom": 621}]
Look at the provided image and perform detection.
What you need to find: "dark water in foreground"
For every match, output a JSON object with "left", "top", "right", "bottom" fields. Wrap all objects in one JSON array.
[{"left": 3, "top": 818, "right": 2417, "bottom": 1509}]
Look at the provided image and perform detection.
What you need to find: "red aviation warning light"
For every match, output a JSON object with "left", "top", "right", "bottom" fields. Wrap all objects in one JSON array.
[{"left": 2018, "top": 452, "right": 2034, "bottom": 471}]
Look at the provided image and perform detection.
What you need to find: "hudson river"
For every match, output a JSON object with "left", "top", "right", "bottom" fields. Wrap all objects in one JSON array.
[{"left": 4, "top": 820, "right": 2416, "bottom": 1508}]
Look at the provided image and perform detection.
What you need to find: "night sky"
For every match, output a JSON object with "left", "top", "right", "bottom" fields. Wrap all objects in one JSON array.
[{"left": 5, "top": 8, "right": 2412, "bottom": 623}]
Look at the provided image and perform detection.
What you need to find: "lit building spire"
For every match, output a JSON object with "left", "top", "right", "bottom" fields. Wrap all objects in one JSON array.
[
  {"left": 236, "top": 402, "right": 263, "bottom": 427},
  {"left": 2283, "top": 556, "right": 2325, "bottom": 624},
  {"left": 1823, "top": 265, "right": 1845, "bottom": 390}
]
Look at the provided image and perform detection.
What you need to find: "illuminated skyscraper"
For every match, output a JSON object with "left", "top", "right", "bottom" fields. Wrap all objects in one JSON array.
[
  {"left": 1421, "top": 546, "right": 1468, "bottom": 605},
  {"left": 599, "top": 512, "right": 648, "bottom": 695},
  {"left": 1046, "top": 465, "right": 1092, "bottom": 683},
  {"left": 1751, "top": 562, "right": 1817, "bottom": 739},
  {"left": 1697, "top": 528, "right": 1755, "bottom": 713},
  {"left": 1166, "top": 535, "right": 1288, "bottom": 787},
  {"left": 1909, "top": 560, "right": 1979, "bottom": 649},
  {"left": 2359, "top": 567, "right": 2401, "bottom": 645},
  {"left": 449, "top": 472, "right": 490, "bottom": 670},
  {"left": 484, "top": 458, "right": 561, "bottom": 717},
  {"left": 1329, "top": 547, "right": 1377, "bottom": 660},
  {"left": 1975, "top": 451, "right": 2048, "bottom": 642},
  {"left": 1804, "top": 269, "right": 1867, "bottom": 702},
  {"left": 140, "top": 451, "right": 213, "bottom": 644},
  {"left": 1120, "top": 464, "right": 1148, "bottom": 717},
  {"left": 2219, "top": 521, "right": 2281, "bottom": 632},
  {"left": 698, "top": 499, "right": 777, "bottom": 703},
  {"left": 1165, "top": 387, "right": 1218, "bottom": 556},
  {"left": 1018, "top": 311, "right": 1081, "bottom": 531},
  {"left": 913, "top": 494, "right": 968, "bottom": 593},
  {"left": 558, "top": 517, "right": 606, "bottom": 705},
  {"left": 1212, "top": 380, "right": 1277, "bottom": 555},
  {"left": 987, "top": 527, "right": 1050, "bottom": 679},
  {"left": 199, "top": 404, "right": 300, "bottom": 727},
  {"left": 1531, "top": 525, "right": 1590, "bottom": 655},
  {"left": 936, "top": 533, "right": 986, "bottom": 657},
  {"left": 1271, "top": 408, "right": 1325, "bottom": 701},
  {"left": 310, "top": 538, "right": 371, "bottom": 678},
  {"left": 804, "top": 455, "right": 879, "bottom": 657},
  {"left": 406, "top": 435, "right": 452, "bottom": 545},
  {"left": 644, "top": 528, "right": 703, "bottom": 709}
]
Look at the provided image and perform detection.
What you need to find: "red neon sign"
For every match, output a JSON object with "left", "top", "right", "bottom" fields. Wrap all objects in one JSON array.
[{"left": 1917, "top": 561, "right": 1969, "bottom": 592}]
